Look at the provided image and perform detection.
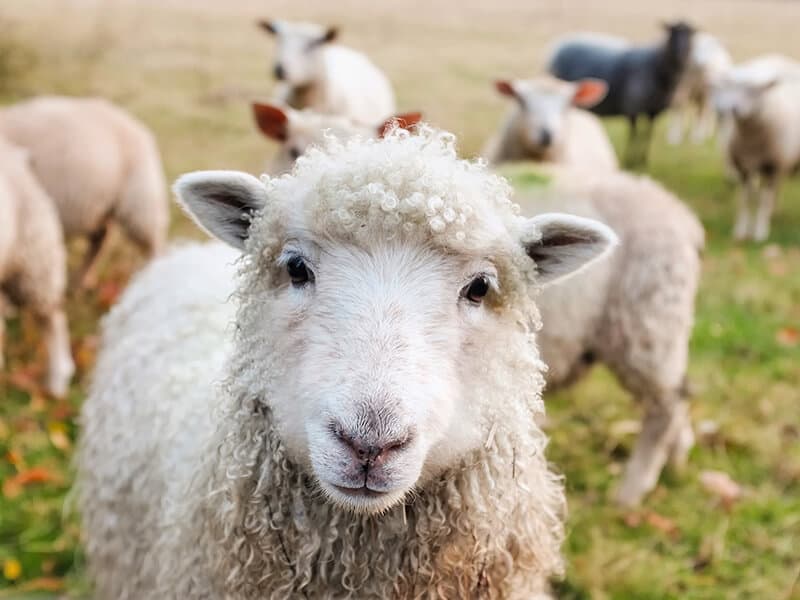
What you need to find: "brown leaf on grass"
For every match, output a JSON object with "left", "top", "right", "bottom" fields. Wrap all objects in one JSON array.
[
  {"left": 644, "top": 511, "right": 680, "bottom": 539},
  {"left": 73, "top": 334, "right": 99, "bottom": 373},
  {"left": 699, "top": 470, "right": 743, "bottom": 509},
  {"left": 15, "top": 576, "right": 65, "bottom": 592},
  {"left": 776, "top": 327, "right": 799, "bottom": 348},
  {"left": 2, "top": 466, "right": 60, "bottom": 498},
  {"left": 48, "top": 422, "right": 71, "bottom": 451},
  {"left": 5, "top": 368, "right": 43, "bottom": 395}
]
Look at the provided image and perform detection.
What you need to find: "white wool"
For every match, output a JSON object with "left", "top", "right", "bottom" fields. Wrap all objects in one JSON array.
[
  {"left": 0, "top": 137, "right": 74, "bottom": 397},
  {"left": 514, "top": 165, "right": 704, "bottom": 506},
  {"left": 77, "top": 128, "right": 625, "bottom": 598}
]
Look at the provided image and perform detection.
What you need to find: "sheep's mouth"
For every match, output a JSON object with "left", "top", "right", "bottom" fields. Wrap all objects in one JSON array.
[{"left": 331, "top": 484, "right": 389, "bottom": 499}]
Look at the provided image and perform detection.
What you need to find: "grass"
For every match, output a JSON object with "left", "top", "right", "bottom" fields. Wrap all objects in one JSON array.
[{"left": 0, "top": 0, "right": 799, "bottom": 597}]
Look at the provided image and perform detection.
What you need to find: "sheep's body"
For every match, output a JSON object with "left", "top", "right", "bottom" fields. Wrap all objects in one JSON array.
[
  {"left": 515, "top": 166, "right": 704, "bottom": 505},
  {"left": 668, "top": 32, "right": 733, "bottom": 145},
  {"left": 0, "top": 138, "right": 74, "bottom": 397},
  {"left": 485, "top": 100, "right": 617, "bottom": 170},
  {"left": 79, "top": 129, "right": 620, "bottom": 598},
  {"left": 265, "top": 21, "right": 395, "bottom": 125},
  {"left": 714, "top": 56, "right": 800, "bottom": 241},
  {"left": 0, "top": 96, "right": 168, "bottom": 284},
  {"left": 548, "top": 24, "right": 694, "bottom": 165}
]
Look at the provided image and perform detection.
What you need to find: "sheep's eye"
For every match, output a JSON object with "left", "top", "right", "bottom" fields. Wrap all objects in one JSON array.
[
  {"left": 287, "top": 256, "right": 311, "bottom": 286},
  {"left": 289, "top": 147, "right": 302, "bottom": 160},
  {"left": 462, "top": 275, "right": 490, "bottom": 304}
]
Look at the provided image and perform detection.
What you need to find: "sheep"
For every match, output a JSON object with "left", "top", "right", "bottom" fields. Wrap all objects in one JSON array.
[
  {"left": 713, "top": 55, "right": 800, "bottom": 241},
  {"left": 511, "top": 164, "right": 704, "bottom": 506},
  {"left": 77, "top": 127, "right": 618, "bottom": 599},
  {"left": 0, "top": 96, "right": 168, "bottom": 287},
  {"left": 483, "top": 77, "right": 618, "bottom": 170},
  {"left": 0, "top": 138, "right": 74, "bottom": 397},
  {"left": 667, "top": 32, "right": 733, "bottom": 145},
  {"left": 547, "top": 22, "right": 695, "bottom": 166},
  {"left": 258, "top": 20, "right": 396, "bottom": 125},
  {"left": 251, "top": 101, "right": 421, "bottom": 173}
]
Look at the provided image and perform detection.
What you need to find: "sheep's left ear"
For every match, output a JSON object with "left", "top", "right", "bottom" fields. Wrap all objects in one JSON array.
[
  {"left": 521, "top": 213, "right": 618, "bottom": 286},
  {"left": 377, "top": 112, "right": 423, "bottom": 137},
  {"left": 572, "top": 79, "right": 608, "bottom": 108},
  {"left": 174, "top": 171, "right": 268, "bottom": 250}
]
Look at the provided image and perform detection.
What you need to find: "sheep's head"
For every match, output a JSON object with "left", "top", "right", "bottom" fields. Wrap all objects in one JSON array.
[
  {"left": 494, "top": 77, "right": 607, "bottom": 156},
  {"left": 175, "top": 128, "right": 616, "bottom": 515},
  {"left": 258, "top": 19, "right": 337, "bottom": 86},
  {"left": 712, "top": 74, "right": 779, "bottom": 121},
  {"left": 662, "top": 21, "right": 695, "bottom": 69},
  {"left": 251, "top": 102, "right": 422, "bottom": 173}
]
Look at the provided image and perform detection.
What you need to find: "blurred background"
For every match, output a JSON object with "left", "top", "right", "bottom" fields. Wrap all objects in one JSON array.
[{"left": 0, "top": 0, "right": 798, "bottom": 597}]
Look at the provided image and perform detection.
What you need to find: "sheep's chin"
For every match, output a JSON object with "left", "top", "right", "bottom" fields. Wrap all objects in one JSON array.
[{"left": 317, "top": 480, "right": 411, "bottom": 515}]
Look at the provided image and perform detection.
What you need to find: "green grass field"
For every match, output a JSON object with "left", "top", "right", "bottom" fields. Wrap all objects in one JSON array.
[{"left": 1, "top": 1, "right": 799, "bottom": 598}]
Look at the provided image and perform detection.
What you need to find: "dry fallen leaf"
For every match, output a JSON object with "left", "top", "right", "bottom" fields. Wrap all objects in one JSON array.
[
  {"left": 2, "top": 466, "right": 60, "bottom": 499},
  {"left": 699, "top": 470, "right": 743, "bottom": 508},
  {"left": 776, "top": 327, "right": 800, "bottom": 348},
  {"left": 644, "top": 511, "right": 680, "bottom": 539},
  {"left": 16, "top": 576, "right": 65, "bottom": 592},
  {"left": 48, "top": 422, "right": 71, "bottom": 451},
  {"left": 97, "top": 280, "right": 123, "bottom": 309}
]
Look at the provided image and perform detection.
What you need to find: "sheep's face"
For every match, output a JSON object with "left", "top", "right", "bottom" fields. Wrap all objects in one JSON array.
[
  {"left": 713, "top": 77, "right": 778, "bottom": 121},
  {"left": 494, "top": 78, "right": 607, "bottom": 157},
  {"left": 258, "top": 20, "right": 336, "bottom": 87},
  {"left": 663, "top": 21, "right": 695, "bottom": 68},
  {"left": 175, "top": 131, "right": 616, "bottom": 515}
]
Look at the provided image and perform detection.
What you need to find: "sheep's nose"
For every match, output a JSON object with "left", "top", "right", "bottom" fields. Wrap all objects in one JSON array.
[
  {"left": 273, "top": 64, "right": 285, "bottom": 80},
  {"left": 540, "top": 129, "right": 553, "bottom": 147},
  {"left": 334, "top": 427, "right": 412, "bottom": 466}
]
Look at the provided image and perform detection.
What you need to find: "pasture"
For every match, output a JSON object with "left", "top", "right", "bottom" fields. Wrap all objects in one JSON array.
[{"left": 0, "top": 0, "right": 798, "bottom": 597}]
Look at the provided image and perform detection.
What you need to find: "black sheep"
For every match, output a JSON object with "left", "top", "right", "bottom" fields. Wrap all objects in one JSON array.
[{"left": 548, "top": 22, "right": 695, "bottom": 166}]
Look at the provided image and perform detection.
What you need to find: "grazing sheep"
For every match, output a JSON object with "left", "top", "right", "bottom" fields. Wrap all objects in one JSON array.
[
  {"left": 251, "top": 101, "right": 421, "bottom": 173},
  {"left": 667, "top": 32, "right": 733, "bottom": 145},
  {"left": 512, "top": 165, "right": 704, "bottom": 506},
  {"left": 258, "top": 20, "right": 396, "bottom": 125},
  {"left": 0, "top": 138, "right": 74, "bottom": 397},
  {"left": 0, "top": 96, "right": 168, "bottom": 287},
  {"left": 483, "top": 77, "right": 618, "bottom": 170},
  {"left": 548, "top": 22, "right": 695, "bottom": 166},
  {"left": 78, "top": 128, "right": 618, "bottom": 598},
  {"left": 713, "top": 56, "right": 800, "bottom": 241}
]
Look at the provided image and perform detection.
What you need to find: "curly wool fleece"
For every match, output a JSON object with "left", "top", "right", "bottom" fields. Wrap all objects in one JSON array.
[{"left": 80, "top": 128, "right": 566, "bottom": 599}]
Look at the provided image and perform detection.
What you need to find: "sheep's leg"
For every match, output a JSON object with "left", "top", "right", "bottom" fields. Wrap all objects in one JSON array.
[
  {"left": 692, "top": 97, "right": 714, "bottom": 143},
  {"left": 733, "top": 176, "right": 756, "bottom": 241},
  {"left": 624, "top": 115, "right": 639, "bottom": 167},
  {"left": 752, "top": 175, "right": 779, "bottom": 242},
  {"left": 616, "top": 398, "right": 686, "bottom": 507},
  {"left": 667, "top": 108, "right": 687, "bottom": 146},
  {"left": 77, "top": 223, "right": 110, "bottom": 289},
  {"left": 42, "top": 308, "right": 74, "bottom": 398},
  {"left": 638, "top": 116, "right": 655, "bottom": 166}
]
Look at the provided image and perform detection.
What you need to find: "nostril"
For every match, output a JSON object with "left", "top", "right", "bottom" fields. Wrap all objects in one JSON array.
[
  {"left": 330, "top": 422, "right": 413, "bottom": 465},
  {"left": 274, "top": 64, "right": 285, "bottom": 80},
  {"left": 540, "top": 129, "right": 553, "bottom": 147}
]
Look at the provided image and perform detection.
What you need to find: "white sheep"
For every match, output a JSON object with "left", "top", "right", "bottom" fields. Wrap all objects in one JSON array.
[
  {"left": 0, "top": 96, "right": 168, "bottom": 286},
  {"left": 0, "top": 138, "right": 74, "bottom": 397},
  {"left": 512, "top": 165, "right": 704, "bottom": 506},
  {"left": 77, "top": 127, "right": 618, "bottom": 599},
  {"left": 258, "top": 20, "right": 396, "bottom": 125},
  {"left": 483, "top": 77, "right": 618, "bottom": 170},
  {"left": 251, "top": 101, "right": 421, "bottom": 173},
  {"left": 713, "top": 55, "right": 800, "bottom": 241},
  {"left": 667, "top": 32, "right": 733, "bottom": 145}
]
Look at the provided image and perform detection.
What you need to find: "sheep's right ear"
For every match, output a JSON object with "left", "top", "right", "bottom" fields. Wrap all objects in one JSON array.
[
  {"left": 258, "top": 20, "right": 278, "bottom": 35},
  {"left": 521, "top": 213, "right": 618, "bottom": 287},
  {"left": 572, "top": 79, "right": 608, "bottom": 108},
  {"left": 174, "top": 171, "right": 267, "bottom": 250},
  {"left": 252, "top": 102, "right": 290, "bottom": 141}
]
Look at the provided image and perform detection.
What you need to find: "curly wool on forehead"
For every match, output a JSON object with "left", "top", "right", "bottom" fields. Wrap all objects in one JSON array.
[{"left": 254, "top": 127, "right": 525, "bottom": 255}]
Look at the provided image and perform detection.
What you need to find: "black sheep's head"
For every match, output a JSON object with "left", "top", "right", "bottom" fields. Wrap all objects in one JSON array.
[{"left": 663, "top": 21, "right": 695, "bottom": 67}]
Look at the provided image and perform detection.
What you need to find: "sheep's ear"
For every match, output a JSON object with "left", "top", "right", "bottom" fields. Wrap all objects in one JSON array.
[
  {"left": 495, "top": 80, "right": 519, "bottom": 99},
  {"left": 252, "top": 102, "right": 290, "bottom": 141},
  {"left": 174, "top": 171, "right": 267, "bottom": 250},
  {"left": 258, "top": 20, "right": 278, "bottom": 35},
  {"left": 521, "top": 213, "right": 618, "bottom": 287},
  {"left": 377, "top": 112, "right": 423, "bottom": 137},
  {"left": 320, "top": 27, "right": 338, "bottom": 44},
  {"left": 572, "top": 79, "right": 608, "bottom": 108}
]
